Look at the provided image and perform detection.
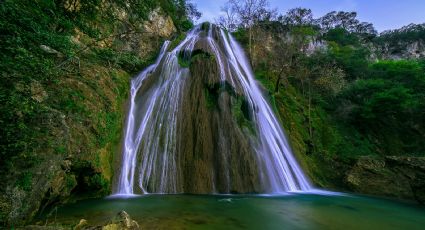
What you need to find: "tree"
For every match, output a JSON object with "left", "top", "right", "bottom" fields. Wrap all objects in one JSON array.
[
  {"left": 313, "top": 65, "right": 346, "bottom": 97},
  {"left": 185, "top": 1, "right": 202, "bottom": 21},
  {"left": 318, "top": 11, "right": 376, "bottom": 36},
  {"left": 280, "top": 8, "right": 313, "bottom": 26},
  {"left": 319, "top": 11, "right": 356, "bottom": 31},
  {"left": 336, "top": 11, "right": 359, "bottom": 31},
  {"left": 269, "top": 25, "right": 317, "bottom": 93},
  {"left": 226, "top": 0, "right": 271, "bottom": 58},
  {"left": 216, "top": 3, "right": 239, "bottom": 31},
  {"left": 356, "top": 22, "right": 377, "bottom": 35}
]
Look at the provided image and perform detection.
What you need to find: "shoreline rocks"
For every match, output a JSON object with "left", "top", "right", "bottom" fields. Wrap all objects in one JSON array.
[{"left": 346, "top": 156, "right": 425, "bottom": 204}]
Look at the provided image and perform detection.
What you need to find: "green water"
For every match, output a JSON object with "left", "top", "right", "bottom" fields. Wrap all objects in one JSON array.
[{"left": 40, "top": 193, "right": 425, "bottom": 229}]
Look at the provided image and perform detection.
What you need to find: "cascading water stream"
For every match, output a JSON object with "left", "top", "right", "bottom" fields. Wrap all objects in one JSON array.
[
  {"left": 224, "top": 31, "right": 311, "bottom": 192},
  {"left": 115, "top": 24, "right": 313, "bottom": 195}
]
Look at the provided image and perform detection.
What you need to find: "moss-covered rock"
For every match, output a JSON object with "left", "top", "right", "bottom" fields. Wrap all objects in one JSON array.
[
  {"left": 175, "top": 44, "right": 260, "bottom": 193},
  {"left": 177, "top": 49, "right": 213, "bottom": 68},
  {"left": 346, "top": 156, "right": 425, "bottom": 204},
  {"left": 254, "top": 71, "right": 425, "bottom": 204},
  {"left": 101, "top": 211, "right": 140, "bottom": 230},
  {"left": 0, "top": 1, "right": 181, "bottom": 226}
]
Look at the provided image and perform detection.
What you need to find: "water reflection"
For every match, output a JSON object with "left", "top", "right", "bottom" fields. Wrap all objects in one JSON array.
[{"left": 38, "top": 194, "right": 425, "bottom": 230}]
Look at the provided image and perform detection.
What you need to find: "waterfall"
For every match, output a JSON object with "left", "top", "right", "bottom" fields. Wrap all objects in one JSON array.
[{"left": 115, "top": 24, "right": 312, "bottom": 195}]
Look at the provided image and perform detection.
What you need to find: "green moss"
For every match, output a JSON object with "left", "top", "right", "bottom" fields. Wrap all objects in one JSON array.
[
  {"left": 64, "top": 175, "right": 77, "bottom": 194},
  {"left": 204, "top": 82, "right": 236, "bottom": 109},
  {"left": 178, "top": 51, "right": 192, "bottom": 68},
  {"left": 16, "top": 172, "right": 32, "bottom": 192},
  {"left": 201, "top": 22, "right": 210, "bottom": 31},
  {"left": 192, "top": 49, "right": 213, "bottom": 59},
  {"left": 169, "top": 33, "right": 187, "bottom": 51},
  {"left": 254, "top": 71, "right": 363, "bottom": 188},
  {"left": 231, "top": 96, "right": 256, "bottom": 135},
  {"left": 88, "top": 174, "right": 109, "bottom": 194},
  {"left": 178, "top": 49, "right": 213, "bottom": 68},
  {"left": 55, "top": 145, "right": 67, "bottom": 155},
  {"left": 93, "top": 48, "right": 158, "bottom": 74},
  {"left": 204, "top": 88, "right": 217, "bottom": 109},
  {"left": 0, "top": 0, "right": 194, "bottom": 225}
]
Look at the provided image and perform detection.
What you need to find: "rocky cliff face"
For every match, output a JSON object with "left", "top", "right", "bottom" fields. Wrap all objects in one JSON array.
[
  {"left": 0, "top": 3, "right": 177, "bottom": 226},
  {"left": 115, "top": 7, "right": 177, "bottom": 59},
  {"left": 375, "top": 40, "right": 425, "bottom": 60},
  {"left": 346, "top": 156, "right": 425, "bottom": 204},
  {"left": 373, "top": 23, "right": 425, "bottom": 60},
  {"left": 179, "top": 40, "right": 261, "bottom": 193},
  {"left": 116, "top": 24, "right": 311, "bottom": 195}
]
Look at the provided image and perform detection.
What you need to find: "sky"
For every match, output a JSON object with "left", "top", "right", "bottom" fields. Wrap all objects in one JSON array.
[{"left": 193, "top": 0, "right": 425, "bottom": 32}]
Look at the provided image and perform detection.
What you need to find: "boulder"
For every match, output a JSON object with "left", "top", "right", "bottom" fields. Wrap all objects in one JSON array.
[
  {"left": 74, "top": 219, "right": 88, "bottom": 230},
  {"left": 346, "top": 156, "right": 425, "bottom": 204},
  {"left": 101, "top": 211, "right": 140, "bottom": 230}
]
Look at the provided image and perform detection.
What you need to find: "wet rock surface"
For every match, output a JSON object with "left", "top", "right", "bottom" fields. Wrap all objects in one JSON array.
[
  {"left": 346, "top": 156, "right": 425, "bottom": 204},
  {"left": 96, "top": 211, "right": 140, "bottom": 230},
  {"left": 19, "top": 211, "right": 140, "bottom": 230},
  {"left": 0, "top": 4, "right": 178, "bottom": 226}
]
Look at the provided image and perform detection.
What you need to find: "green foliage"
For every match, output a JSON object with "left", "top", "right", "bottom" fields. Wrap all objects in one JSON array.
[
  {"left": 178, "top": 49, "right": 213, "bottom": 68},
  {"left": 0, "top": 1, "right": 195, "bottom": 224},
  {"left": 336, "top": 60, "right": 425, "bottom": 155},
  {"left": 88, "top": 174, "right": 109, "bottom": 193},
  {"left": 232, "top": 29, "right": 248, "bottom": 45},
  {"left": 169, "top": 33, "right": 186, "bottom": 50},
  {"left": 325, "top": 40, "right": 370, "bottom": 80},
  {"left": 179, "top": 19, "right": 195, "bottom": 31},
  {"left": 238, "top": 12, "right": 425, "bottom": 187},
  {"left": 70, "top": 160, "right": 111, "bottom": 197},
  {"left": 93, "top": 48, "right": 156, "bottom": 74},
  {"left": 178, "top": 51, "right": 192, "bottom": 67},
  {"left": 64, "top": 175, "right": 77, "bottom": 193},
  {"left": 16, "top": 172, "right": 33, "bottom": 191},
  {"left": 201, "top": 22, "right": 210, "bottom": 31},
  {"left": 204, "top": 88, "right": 217, "bottom": 109},
  {"left": 292, "top": 25, "right": 318, "bottom": 37},
  {"left": 231, "top": 96, "right": 256, "bottom": 135},
  {"left": 254, "top": 68, "right": 375, "bottom": 188},
  {"left": 375, "top": 23, "right": 425, "bottom": 45},
  {"left": 97, "top": 110, "right": 122, "bottom": 148},
  {"left": 0, "top": 0, "right": 76, "bottom": 171},
  {"left": 0, "top": 0, "right": 193, "bottom": 170},
  {"left": 323, "top": 28, "right": 360, "bottom": 46},
  {"left": 204, "top": 82, "right": 236, "bottom": 109},
  {"left": 157, "top": 0, "right": 199, "bottom": 31}
]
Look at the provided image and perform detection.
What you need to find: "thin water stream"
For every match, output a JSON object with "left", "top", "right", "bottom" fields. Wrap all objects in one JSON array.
[
  {"left": 116, "top": 24, "right": 312, "bottom": 195},
  {"left": 37, "top": 24, "right": 425, "bottom": 230}
]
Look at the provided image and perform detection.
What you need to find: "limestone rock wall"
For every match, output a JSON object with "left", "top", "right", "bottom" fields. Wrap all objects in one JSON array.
[
  {"left": 0, "top": 3, "right": 178, "bottom": 226},
  {"left": 346, "top": 156, "right": 425, "bottom": 204}
]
